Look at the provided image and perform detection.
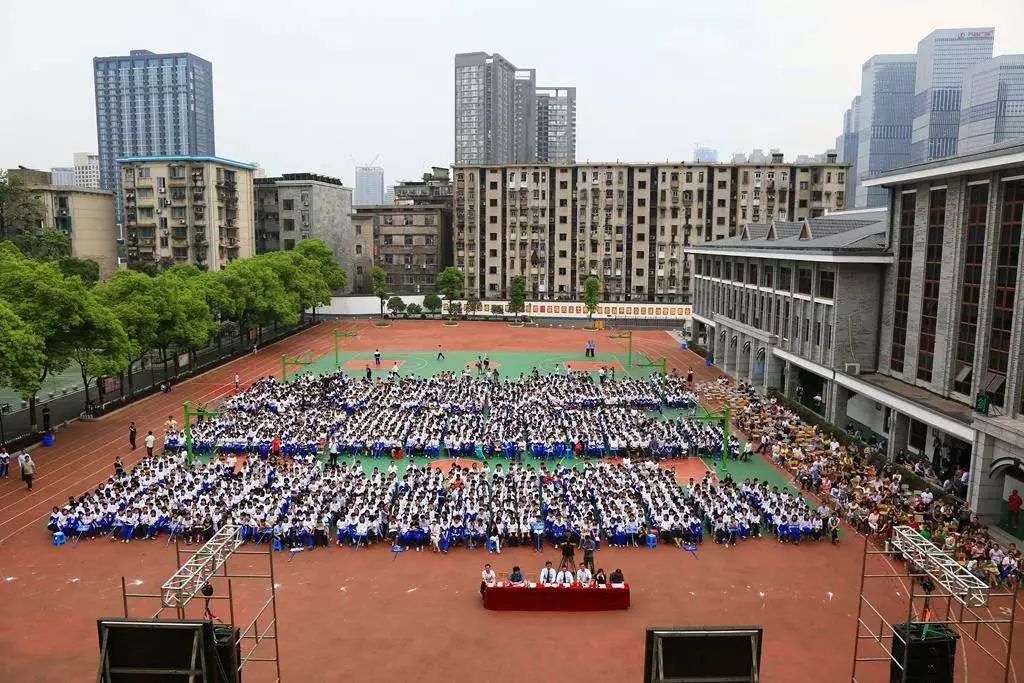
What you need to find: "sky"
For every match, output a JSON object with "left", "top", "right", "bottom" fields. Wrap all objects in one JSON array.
[{"left": 2, "top": 0, "right": 1024, "bottom": 188}]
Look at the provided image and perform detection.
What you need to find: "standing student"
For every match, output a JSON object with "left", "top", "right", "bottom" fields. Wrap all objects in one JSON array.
[
  {"left": 373, "top": 349, "right": 381, "bottom": 366},
  {"left": 20, "top": 453, "right": 35, "bottom": 492},
  {"left": 114, "top": 455, "right": 125, "bottom": 477},
  {"left": 0, "top": 448, "right": 9, "bottom": 478},
  {"left": 365, "top": 365, "right": 372, "bottom": 380},
  {"left": 145, "top": 431, "right": 156, "bottom": 457},
  {"left": 234, "top": 373, "right": 241, "bottom": 391},
  {"left": 437, "top": 345, "right": 445, "bottom": 361},
  {"left": 1009, "top": 490, "right": 1022, "bottom": 531},
  {"left": 128, "top": 422, "right": 137, "bottom": 450}
]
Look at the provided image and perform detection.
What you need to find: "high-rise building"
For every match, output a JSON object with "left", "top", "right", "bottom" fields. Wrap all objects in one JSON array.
[
  {"left": 453, "top": 155, "right": 846, "bottom": 303},
  {"left": 50, "top": 167, "right": 74, "bottom": 186},
  {"left": 536, "top": 87, "right": 576, "bottom": 163},
  {"left": 455, "top": 52, "right": 576, "bottom": 164},
  {"left": 73, "top": 152, "right": 101, "bottom": 189},
  {"left": 693, "top": 147, "right": 719, "bottom": 164},
  {"left": 354, "top": 166, "right": 384, "bottom": 206},
  {"left": 254, "top": 173, "right": 355, "bottom": 290},
  {"left": 854, "top": 55, "right": 917, "bottom": 207},
  {"left": 958, "top": 54, "right": 1024, "bottom": 153},
  {"left": 118, "top": 156, "right": 254, "bottom": 271},
  {"left": 835, "top": 97, "right": 860, "bottom": 203},
  {"left": 911, "top": 28, "right": 994, "bottom": 163},
  {"left": 94, "top": 50, "right": 215, "bottom": 227}
]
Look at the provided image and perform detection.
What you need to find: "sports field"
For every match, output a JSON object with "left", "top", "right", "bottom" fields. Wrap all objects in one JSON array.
[{"left": 0, "top": 320, "right": 1019, "bottom": 682}]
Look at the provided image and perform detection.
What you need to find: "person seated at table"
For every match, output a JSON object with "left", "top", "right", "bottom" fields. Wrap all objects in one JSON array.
[
  {"left": 509, "top": 565, "right": 526, "bottom": 586},
  {"left": 556, "top": 566, "right": 574, "bottom": 586},
  {"left": 576, "top": 565, "right": 593, "bottom": 586},
  {"left": 481, "top": 563, "right": 496, "bottom": 597},
  {"left": 594, "top": 568, "right": 607, "bottom": 586},
  {"left": 539, "top": 561, "right": 557, "bottom": 586},
  {"left": 609, "top": 568, "right": 625, "bottom": 585}
]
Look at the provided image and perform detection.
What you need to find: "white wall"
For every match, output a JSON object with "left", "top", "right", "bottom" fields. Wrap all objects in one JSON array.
[
  {"left": 316, "top": 296, "right": 693, "bottom": 321},
  {"left": 847, "top": 392, "right": 886, "bottom": 434}
]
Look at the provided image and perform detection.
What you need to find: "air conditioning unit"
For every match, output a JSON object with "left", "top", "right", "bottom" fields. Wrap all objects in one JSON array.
[
  {"left": 158, "top": 187, "right": 166, "bottom": 193},
  {"left": 844, "top": 362, "right": 861, "bottom": 375},
  {"left": 420, "top": 264, "right": 427, "bottom": 269},
  {"left": 178, "top": 219, "right": 186, "bottom": 225},
  {"left": 405, "top": 264, "right": 411, "bottom": 269}
]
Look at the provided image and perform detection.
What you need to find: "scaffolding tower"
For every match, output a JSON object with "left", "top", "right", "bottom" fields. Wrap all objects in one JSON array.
[
  {"left": 850, "top": 528, "right": 1019, "bottom": 682},
  {"left": 119, "top": 524, "right": 283, "bottom": 682}
]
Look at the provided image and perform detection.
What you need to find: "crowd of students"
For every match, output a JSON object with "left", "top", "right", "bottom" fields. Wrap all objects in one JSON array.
[
  {"left": 692, "top": 377, "right": 1021, "bottom": 588},
  {"left": 163, "top": 369, "right": 710, "bottom": 461}
]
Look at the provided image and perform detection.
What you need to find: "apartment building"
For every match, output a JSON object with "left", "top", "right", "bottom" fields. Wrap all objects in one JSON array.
[
  {"left": 453, "top": 156, "right": 846, "bottom": 302},
  {"left": 348, "top": 213, "right": 376, "bottom": 295},
  {"left": 118, "top": 156, "right": 255, "bottom": 271},
  {"left": 73, "top": 152, "right": 101, "bottom": 189},
  {"left": 254, "top": 173, "right": 354, "bottom": 289},
  {"left": 353, "top": 204, "right": 451, "bottom": 295}
]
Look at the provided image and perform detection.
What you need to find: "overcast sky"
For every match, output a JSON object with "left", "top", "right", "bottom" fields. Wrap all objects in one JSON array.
[{"left": 2, "top": 0, "right": 1023, "bottom": 188}]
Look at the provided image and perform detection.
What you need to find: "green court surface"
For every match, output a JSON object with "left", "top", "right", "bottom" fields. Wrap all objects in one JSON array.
[
  {"left": 294, "top": 349, "right": 664, "bottom": 381},
  {"left": 702, "top": 454, "right": 798, "bottom": 494},
  {"left": 0, "top": 362, "right": 84, "bottom": 407}
]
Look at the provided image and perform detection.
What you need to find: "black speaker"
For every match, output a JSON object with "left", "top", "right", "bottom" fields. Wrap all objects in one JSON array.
[
  {"left": 212, "top": 625, "right": 241, "bottom": 683},
  {"left": 890, "top": 622, "right": 958, "bottom": 683},
  {"left": 644, "top": 626, "right": 763, "bottom": 682}
]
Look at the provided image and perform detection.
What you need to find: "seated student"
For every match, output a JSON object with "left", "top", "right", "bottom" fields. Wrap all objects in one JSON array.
[
  {"left": 609, "top": 568, "right": 625, "bottom": 585},
  {"left": 539, "top": 561, "right": 557, "bottom": 586},
  {"left": 481, "top": 563, "right": 497, "bottom": 597},
  {"left": 594, "top": 568, "right": 607, "bottom": 586},
  {"left": 509, "top": 565, "right": 526, "bottom": 586}
]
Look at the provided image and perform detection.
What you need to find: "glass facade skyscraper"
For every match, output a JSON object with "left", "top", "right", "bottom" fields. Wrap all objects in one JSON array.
[
  {"left": 535, "top": 87, "right": 576, "bottom": 164},
  {"left": 911, "top": 28, "right": 994, "bottom": 163},
  {"left": 93, "top": 49, "right": 215, "bottom": 225},
  {"left": 854, "top": 55, "right": 916, "bottom": 208},
  {"left": 958, "top": 54, "right": 1024, "bottom": 153}
]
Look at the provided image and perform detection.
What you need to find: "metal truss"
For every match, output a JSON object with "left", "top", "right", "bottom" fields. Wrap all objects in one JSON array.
[
  {"left": 160, "top": 524, "right": 244, "bottom": 609},
  {"left": 889, "top": 525, "right": 990, "bottom": 608}
]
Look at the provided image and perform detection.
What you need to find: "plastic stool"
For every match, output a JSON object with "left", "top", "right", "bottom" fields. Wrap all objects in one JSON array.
[
  {"left": 645, "top": 533, "right": 657, "bottom": 549},
  {"left": 53, "top": 531, "right": 67, "bottom": 546},
  {"left": 272, "top": 537, "right": 283, "bottom": 552}
]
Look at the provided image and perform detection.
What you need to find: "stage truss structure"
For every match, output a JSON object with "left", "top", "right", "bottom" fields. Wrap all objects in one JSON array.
[
  {"left": 850, "top": 527, "right": 1019, "bottom": 682},
  {"left": 119, "top": 523, "right": 282, "bottom": 682}
]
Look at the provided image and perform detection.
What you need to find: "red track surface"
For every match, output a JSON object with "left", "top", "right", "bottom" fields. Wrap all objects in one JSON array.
[{"left": 0, "top": 320, "right": 1020, "bottom": 682}]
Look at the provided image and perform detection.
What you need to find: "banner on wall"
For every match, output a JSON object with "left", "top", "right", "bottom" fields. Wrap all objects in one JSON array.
[{"left": 318, "top": 296, "right": 692, "bottom": 320}]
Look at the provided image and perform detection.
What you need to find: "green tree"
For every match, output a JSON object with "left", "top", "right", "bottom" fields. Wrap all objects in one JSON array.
[
  {"left": 435, "top": 266, "right": 464, "bottom": 318},
  {"left": 508, "top": 276, "right": 526, "bottom": 321},
  {"left": 583, "top": 276, "right": 601, "bottom": 320},
  {"left": 94, "top": 270, "right": 160, "bottom": 397},
  {"left": 58, "top": 256, "right": 101, "bottom": 287},
  {"left": 0, "top": 171, "right": 45, "bottom": 241},
  {"left": 465, "top": 294, "right": 481, "bottom": 317},
  {"left": 387, "top": 296, "right": 406, "bottom": 315},
  {"left": 0, "top": 245, "right": 87, "bottom": 428},
  {"left": 423, "top": 293, "right": 442, "bottom": 315},
  {"left": 0, "top": 298, "right": 45, "bottom": 402},
  {"left": 220, "top": 258, "right": 294, "bottom": 342},
  {"left": 294, "top": 239, "right": 347, "bottom": 290},
  {"left": 406, "top": 302, "right": 423, "bottom": 316},
  {"left": 371, "top": 266, "right": 388, "bottom": 318},
  {"left": 67, "top": 293, "right": 131, "bottom": 412},
  {"left": 152, "top": 271, "right": 214, "bottom": 378},
  {"left": 260, "top": 251, "right": 330, "bottom": 320},
  {"left": 12, "top": 230, "right": 71, "bottom": 261}
]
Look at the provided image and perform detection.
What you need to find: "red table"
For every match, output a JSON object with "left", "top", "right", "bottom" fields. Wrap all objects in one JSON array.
[{"left": 482, "top": 583, "right": 630, "bottom": 611}]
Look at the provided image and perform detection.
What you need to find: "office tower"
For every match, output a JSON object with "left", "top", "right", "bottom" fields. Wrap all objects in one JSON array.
[
  {"left": 354, "top": 166, "right": 384, "bottom": 205},
  {"left": 254, "top": 173, "right": 354, "bottom": 289},
  {"left": 536, "top": 87, "right": 576, "bottom": 163},
  {"left": 455, "top": 52, "right": 520, "bottom": 164},
  {"left": 911, "top": 28, "right": 994, "bottom": 162},
  {"left": 958, "top": 54, "right": 1024, "bottom": 153},
  {"left": 693, "top": 147, "right": 719, "bottom": 164},
  {"left": 835, "top": 97, "right": 859, "bottom": 201},
  {"left": 50, "top": 167, "right": 74, "bottom": 186},
  {"left": 94, "top": 49, "right": 215, "bottom": 226},
  {"left": 118, "top": 156, "right": 254, "bottom": 271},
  {"left": 513, "top": 69, "right": 537, "bottom": 163},
  {"left": 854, "top": 55, "right": 917, "bottom": 207},
  {"left": 73, "top": 152, "right": 101, "bottom": 189},
  {"left": 383, "top": 186, "right": 395, "bottom": 205}
]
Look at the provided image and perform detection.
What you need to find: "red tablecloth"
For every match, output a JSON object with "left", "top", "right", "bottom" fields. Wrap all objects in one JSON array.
[{"left": 483, "top": 583, "right": 630, "bottom": 611}]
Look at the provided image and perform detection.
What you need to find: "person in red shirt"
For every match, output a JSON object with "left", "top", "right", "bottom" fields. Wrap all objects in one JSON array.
[{"left": 1009, "top": 490, "right": 1022, "bottom": 531}]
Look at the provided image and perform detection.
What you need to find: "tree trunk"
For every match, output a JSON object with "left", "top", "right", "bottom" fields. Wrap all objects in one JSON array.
[
  {"left": 126, "top": 361, "right": 135, "bottom": 398},
  {"left": 29, "top": 393, "right": 38, "bottom": 433},
  {"left": 81, "top": 366, "right": 91, "bottom": 412},
  {"left": 172, "top": 350, "right": 180, "bottom": 378}
]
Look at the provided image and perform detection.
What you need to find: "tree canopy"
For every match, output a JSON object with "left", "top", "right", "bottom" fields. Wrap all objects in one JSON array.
[
  {"left": 583, "top": 276, "right": 601, "bottom": 319},
  {"left": 508, "top": 276, "right": 526, "bottom": 320}
]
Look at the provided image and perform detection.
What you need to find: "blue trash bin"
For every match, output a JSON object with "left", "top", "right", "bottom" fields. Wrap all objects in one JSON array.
[
  {"left": 42, "top": 433, "right": 55, "bottom": 447},
  {"left": 681, "top": 342, "right": 688, "bottom": 351},
  {"left": 705, "top": 358, "right": 713, "bottom": 367}
]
